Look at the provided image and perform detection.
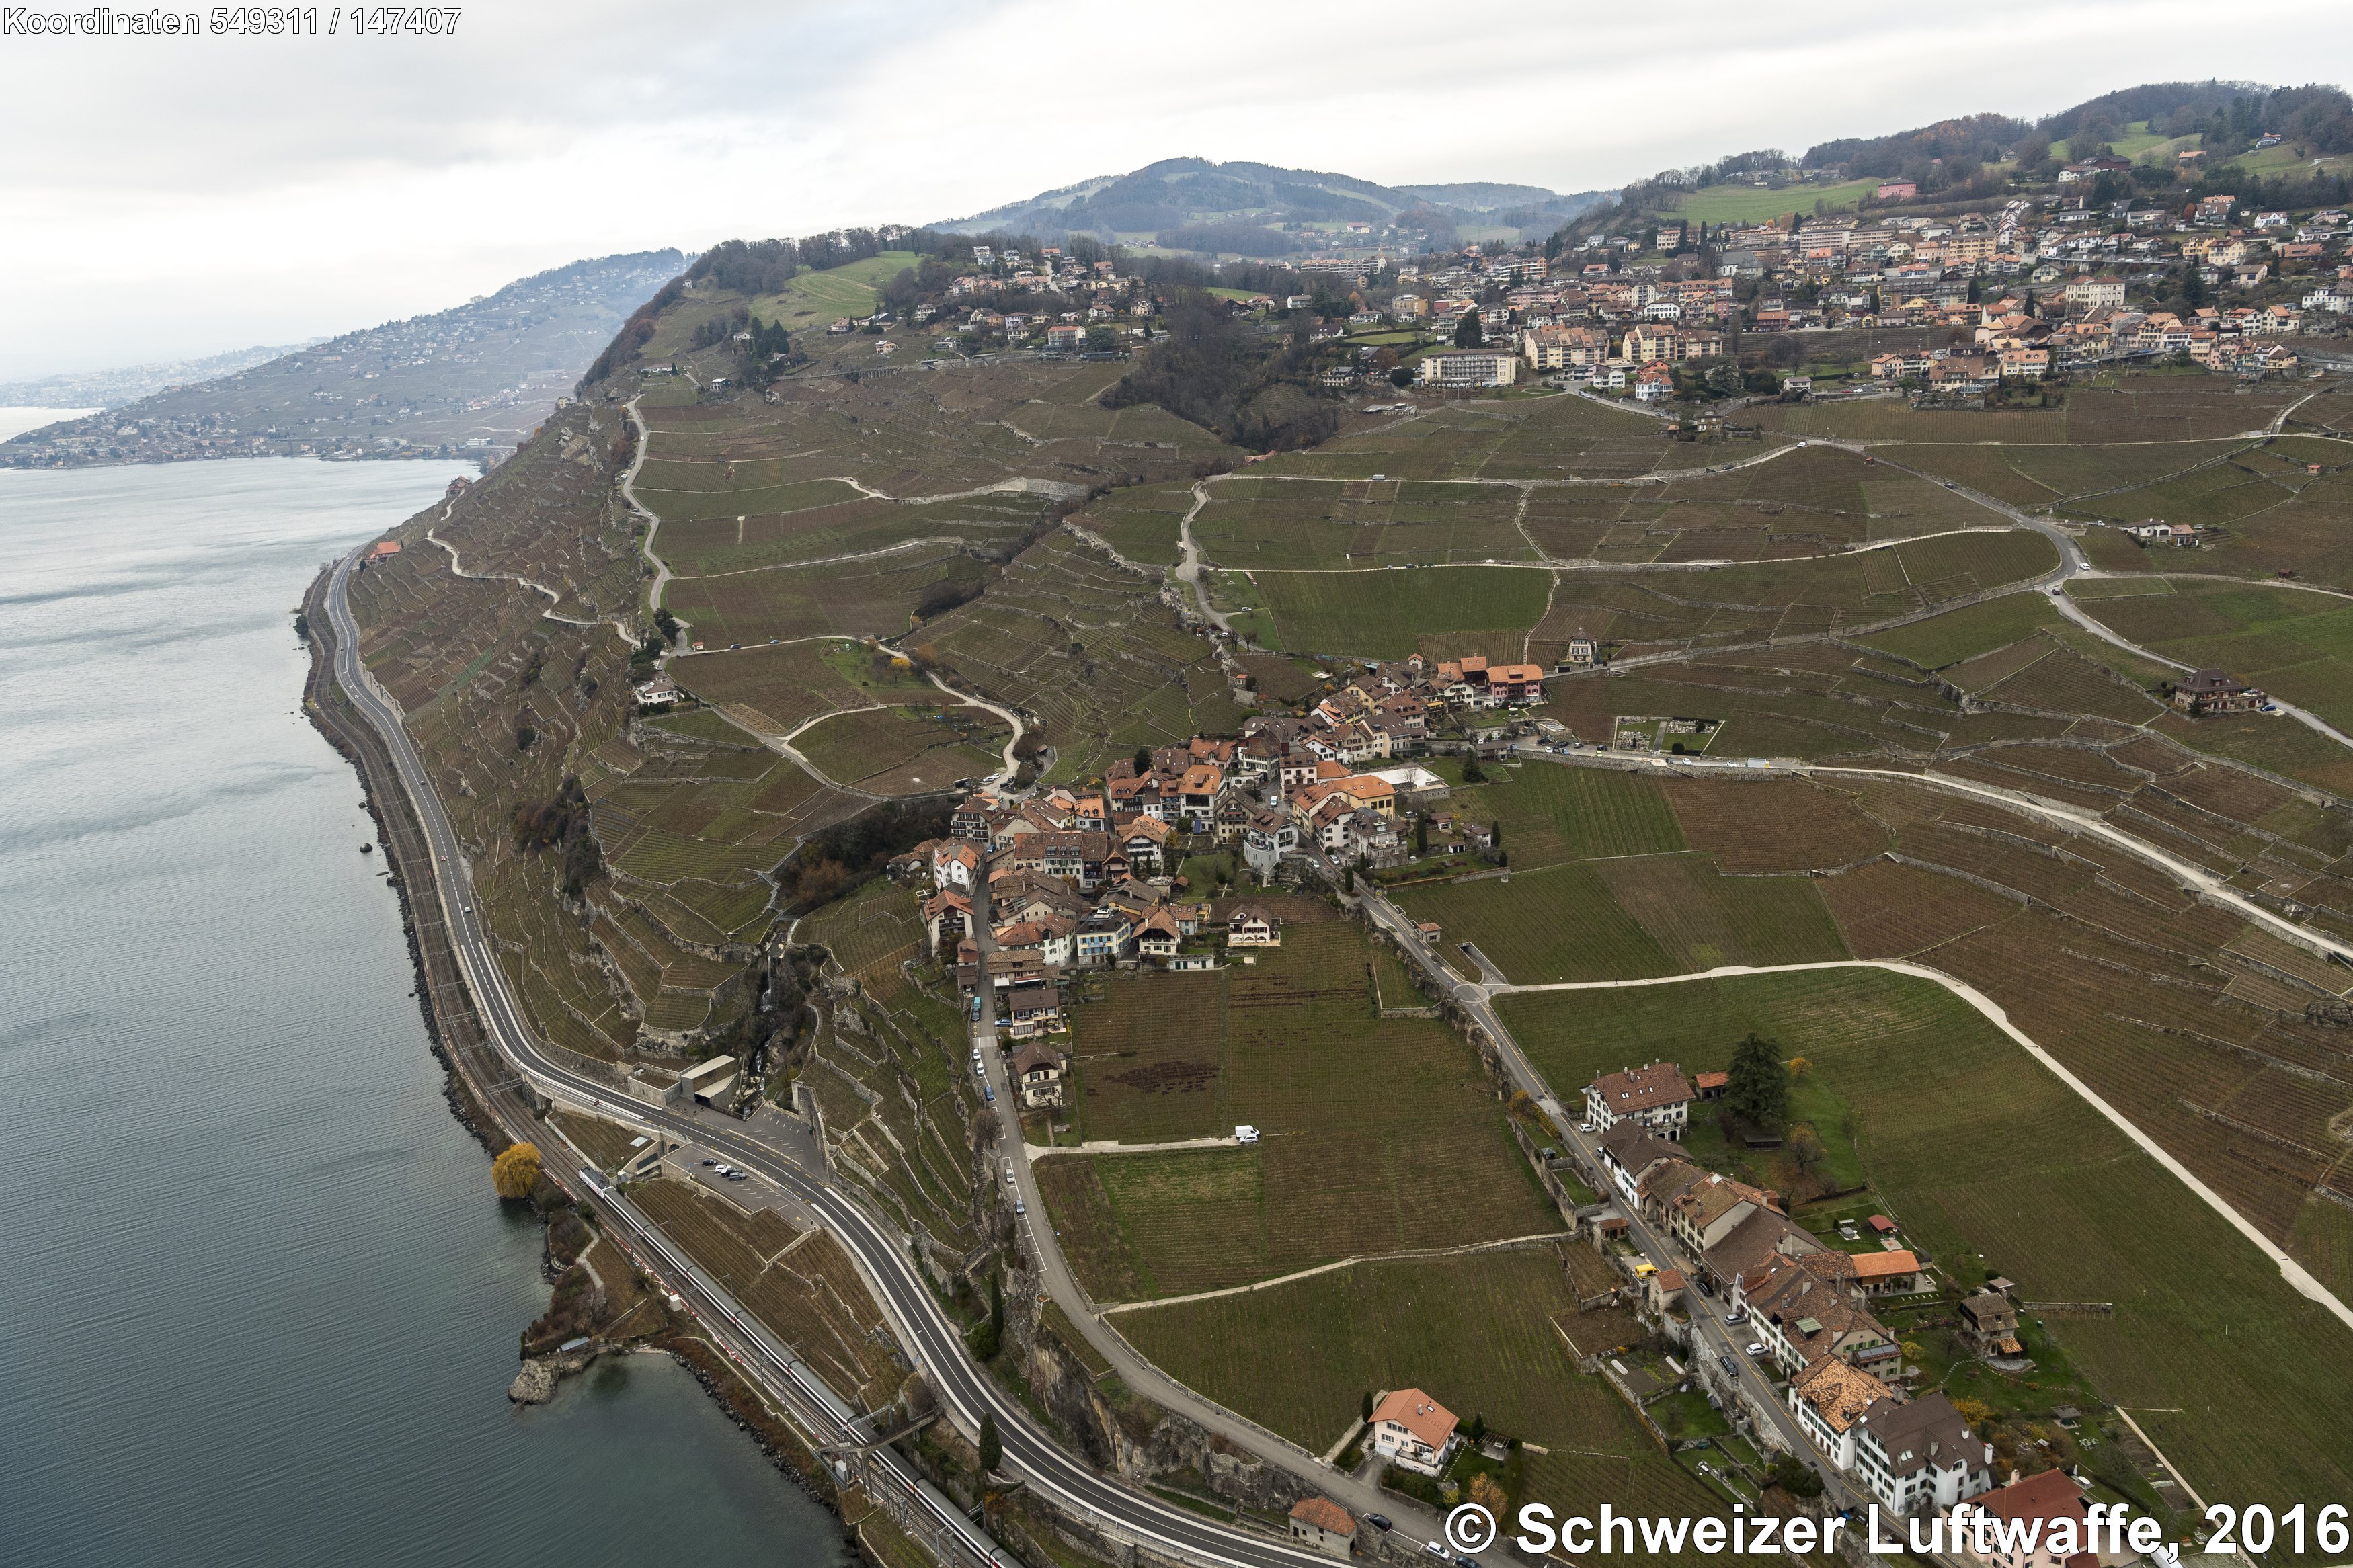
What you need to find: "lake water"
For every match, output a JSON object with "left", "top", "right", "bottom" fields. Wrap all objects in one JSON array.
[
  {"left": 0, "top": 459, "right": 846, "bottom": 1567},
  {"left": 0, "top": 405, "right": 99, "bottom": 440}
]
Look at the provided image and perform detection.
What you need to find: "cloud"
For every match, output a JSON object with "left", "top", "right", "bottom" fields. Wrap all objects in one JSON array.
[{"left": 1, "top": 0, "right": 2348, "bottom": 376}]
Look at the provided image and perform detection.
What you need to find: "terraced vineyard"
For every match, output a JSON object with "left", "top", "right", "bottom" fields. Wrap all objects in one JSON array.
[
  {"left": 922, "top": 532, "right": 1245, "bottom": 784},
  {"left": 797, "top": 886, "right": 981, "bottom": 1255},
  {"left": 631, "top": 1179, "right": 906, "bottom": 1408}
]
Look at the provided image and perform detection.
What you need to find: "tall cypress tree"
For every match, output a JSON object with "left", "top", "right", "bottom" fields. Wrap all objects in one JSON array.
[{"left": 1724, "top": 1032, "right": 1790, "bottom": 1130}]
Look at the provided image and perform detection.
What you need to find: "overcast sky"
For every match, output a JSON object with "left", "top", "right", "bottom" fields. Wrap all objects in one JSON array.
[{"left": 3, "top": 0, "right": 2348, "bottom": 379}]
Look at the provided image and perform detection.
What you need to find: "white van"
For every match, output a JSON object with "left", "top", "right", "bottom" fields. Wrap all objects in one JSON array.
[{"left": 1234, "top": 1124, "right": 1260, "bottom": 1145}]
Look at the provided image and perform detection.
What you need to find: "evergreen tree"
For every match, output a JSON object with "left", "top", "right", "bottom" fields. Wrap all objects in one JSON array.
[
  {"left": 1724, "top": 1032, "right": 1790, "bottom": 1130},
  {"left": 1362, "top": 1389, "right": 1375, "bottom": 1422},
  {"left": 1133, "top": 746, "right": 1152, "bottom": 775},
  {"left": 978, "top": 1411, "right": 1002, "bottom": 1475},
  {"left": 1454, "top": 309, "right": 1484, "bottom": 349}
]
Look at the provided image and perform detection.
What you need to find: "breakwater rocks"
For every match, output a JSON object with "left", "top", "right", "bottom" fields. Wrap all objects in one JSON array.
[{"left": 509, "top": 1346, "right": 598, "bottom": 1404}]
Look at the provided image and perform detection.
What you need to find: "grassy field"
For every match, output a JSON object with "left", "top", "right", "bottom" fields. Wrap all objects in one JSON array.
[
  {"left": 1247, "top": 565, "right": 1553, "bottom": 658},
  {"left": 1254, "top": 393, "right": 1696, "bottom": 483},
  {"left": 1495, "top": 966, "right": 2353, "bottom": 1518},
  {"left": 1659, "top": 178, "right": 1880, "bottom": 223},
  {"left": 1396, "top": 852, "right": 1847, "bottom": 984},
  {"left": 1449, "top": 762, "right": 1688, "bottom": 868},
  {"left": 749, "top": 251, "right": 921, "bottom": 330},
  {"left": 1194, "top": 477, "right": 1540, "bottom": 569},
  {"left": 1116, "top": 1246, "right": 1646, "bottom": 1451},
  {"left": 792, "top": 702, "right": 1006, "bottom": 793},
  {"left": 2073, "top": 577, "right": 2353, "bottom": 731},
  {"left": 1857, "top": 589, "right": 2067, "bottom": 669},
  {"left": 1037, "top": 921, "right": 1561, "bottom": 1299}
]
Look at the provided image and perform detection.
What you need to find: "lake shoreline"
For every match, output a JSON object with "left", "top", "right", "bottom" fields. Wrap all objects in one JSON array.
[{"left": 297, "top": 557, "right": 859, "bottom": 1533}]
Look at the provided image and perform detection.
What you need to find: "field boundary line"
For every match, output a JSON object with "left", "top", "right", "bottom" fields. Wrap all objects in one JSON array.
[
  {"left": 1098, "top": 1231, "right": 1566, "bottom": 1315},
  {"left": 1494, "top": 958, "right": 2353, "bottom": 1334}
]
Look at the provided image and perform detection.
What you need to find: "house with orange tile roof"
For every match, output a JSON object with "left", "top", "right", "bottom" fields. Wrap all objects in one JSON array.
[
  {"left": 1789, "top": 1357, "right": 1892, "bottom": 1471},
  {"left": 1849, "top": 1249, "right": 1930, "bottom": 1296},
  {"left": 1288, "top": 1497, "right": 1357, "bottom": 1559},
  {"left": 1369, "top": 1388, "right": 1459, "bottom": 1475},
  {"left": 1949, "top": 1467, "right": 2098, "bottom": 1568}
]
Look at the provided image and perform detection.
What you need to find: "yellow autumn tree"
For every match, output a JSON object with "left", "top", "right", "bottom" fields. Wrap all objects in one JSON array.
[
  {"left": 493, "top": 1141, "right": 543, "bottom": 1199},
  {"left": 1467, "top": 1473, "right": 1509, "bottom": 1516}
]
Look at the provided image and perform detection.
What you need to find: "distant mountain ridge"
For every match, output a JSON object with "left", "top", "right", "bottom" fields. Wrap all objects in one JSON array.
[
  {"left": 0, "top": 341, "right": 327, "bottom": 411},
  {"left": 5, "top": 249, "right": 684, "bottom": 468},
  {"left": 937, "top": 157, "right": 1606, "bottom": 249}
]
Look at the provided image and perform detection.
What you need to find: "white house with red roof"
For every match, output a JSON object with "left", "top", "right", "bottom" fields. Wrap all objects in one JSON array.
[
  {"left": 1369, "top": 1388, "right": 1459, "bottom": 1476},
  {"left": 1585, "top": 1062, "right": 1695, "bottom": 1139}
]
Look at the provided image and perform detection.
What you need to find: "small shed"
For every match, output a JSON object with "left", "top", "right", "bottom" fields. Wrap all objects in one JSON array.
[{"left": 1289, "top": 1497, "right": 1357, "bottom": 1559}]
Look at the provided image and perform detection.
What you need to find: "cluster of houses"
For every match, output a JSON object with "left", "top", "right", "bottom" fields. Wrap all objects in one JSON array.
[
  {"left": 1384, "top": 193, "right": 2346, "bottom": 399},
  {"left": 1584, "top": 1063, "right": 2024, "bottom": 1518}
]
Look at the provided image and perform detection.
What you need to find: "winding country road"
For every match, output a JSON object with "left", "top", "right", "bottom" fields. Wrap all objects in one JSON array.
[{"left": 320, "top": 548, "right": 1342, "bottom": 1568}]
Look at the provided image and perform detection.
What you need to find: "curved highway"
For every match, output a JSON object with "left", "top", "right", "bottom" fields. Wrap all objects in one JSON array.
[{"left": 321, "top": 550, "right": 1339, "bottom": 1568}]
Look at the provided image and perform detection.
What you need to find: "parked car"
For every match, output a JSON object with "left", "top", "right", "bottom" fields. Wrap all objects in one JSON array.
[
  {"left": 1745, "top": 1341, "right": 1768, "bottom": 1357},
  {"left": 1365, "top": 1515, "right": 1392, "bottom": 1533},
  {"left": 1014, "top": 1198, "right": 1026, "bottom": 1217},
  {"left": 983, "top": 1083, "right": 995, "bottom": 1102},
  {"left": 1002, "top": 1160, "right": 1014, "bottom": 1186},
  {"left": 1423, "top": 1543, "right": 1449, "bottom": 1560},
  {"left": 1234, "top": 1124, "right": 1260, "bottom": 1145}
]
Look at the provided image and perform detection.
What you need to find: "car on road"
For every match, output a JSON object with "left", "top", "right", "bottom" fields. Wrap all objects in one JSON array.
[
  {"left": 1720, "top": 1354, "right": 1737, "bottom": 1375},
  {"left": 1002, "top": 1160, "right": 1014, "bottom": 1186},
  {"left": 700, "top": 1158, "right": 716, "bottom": 1167},
  {"left": 1014, "top": 1198, "right": 1026, "bottom": 1216},
  {"left": 725, "top": 1170, "right": 747, "bottom": 1182},
  {"left": 1234, "top": 1124, "right": 1260, "bottom": 1145},
  {"left": 1943, "top": 480, "right": 1956, "bottom": 489},
  {"left": 983, "top": 1083, "right": 994, "bottom": 1102},
  {"left": 1365, "top": 1515, "right": 1392, "bottom": 1532},
  {"left": 1457, "top": 1557, "right": 1480, "bottom": 1568},
  {"left": 1423, "top": 1543, "right": 1448, "bottom": 1560},
  {"left": 1745, "top": 1340, "right": 1768, "bottom": 1357}
]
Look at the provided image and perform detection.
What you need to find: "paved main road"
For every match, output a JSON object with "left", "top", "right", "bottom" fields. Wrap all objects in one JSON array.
[{"left": 321, "top": 549, "right": 1342, "bottom": 1568}]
